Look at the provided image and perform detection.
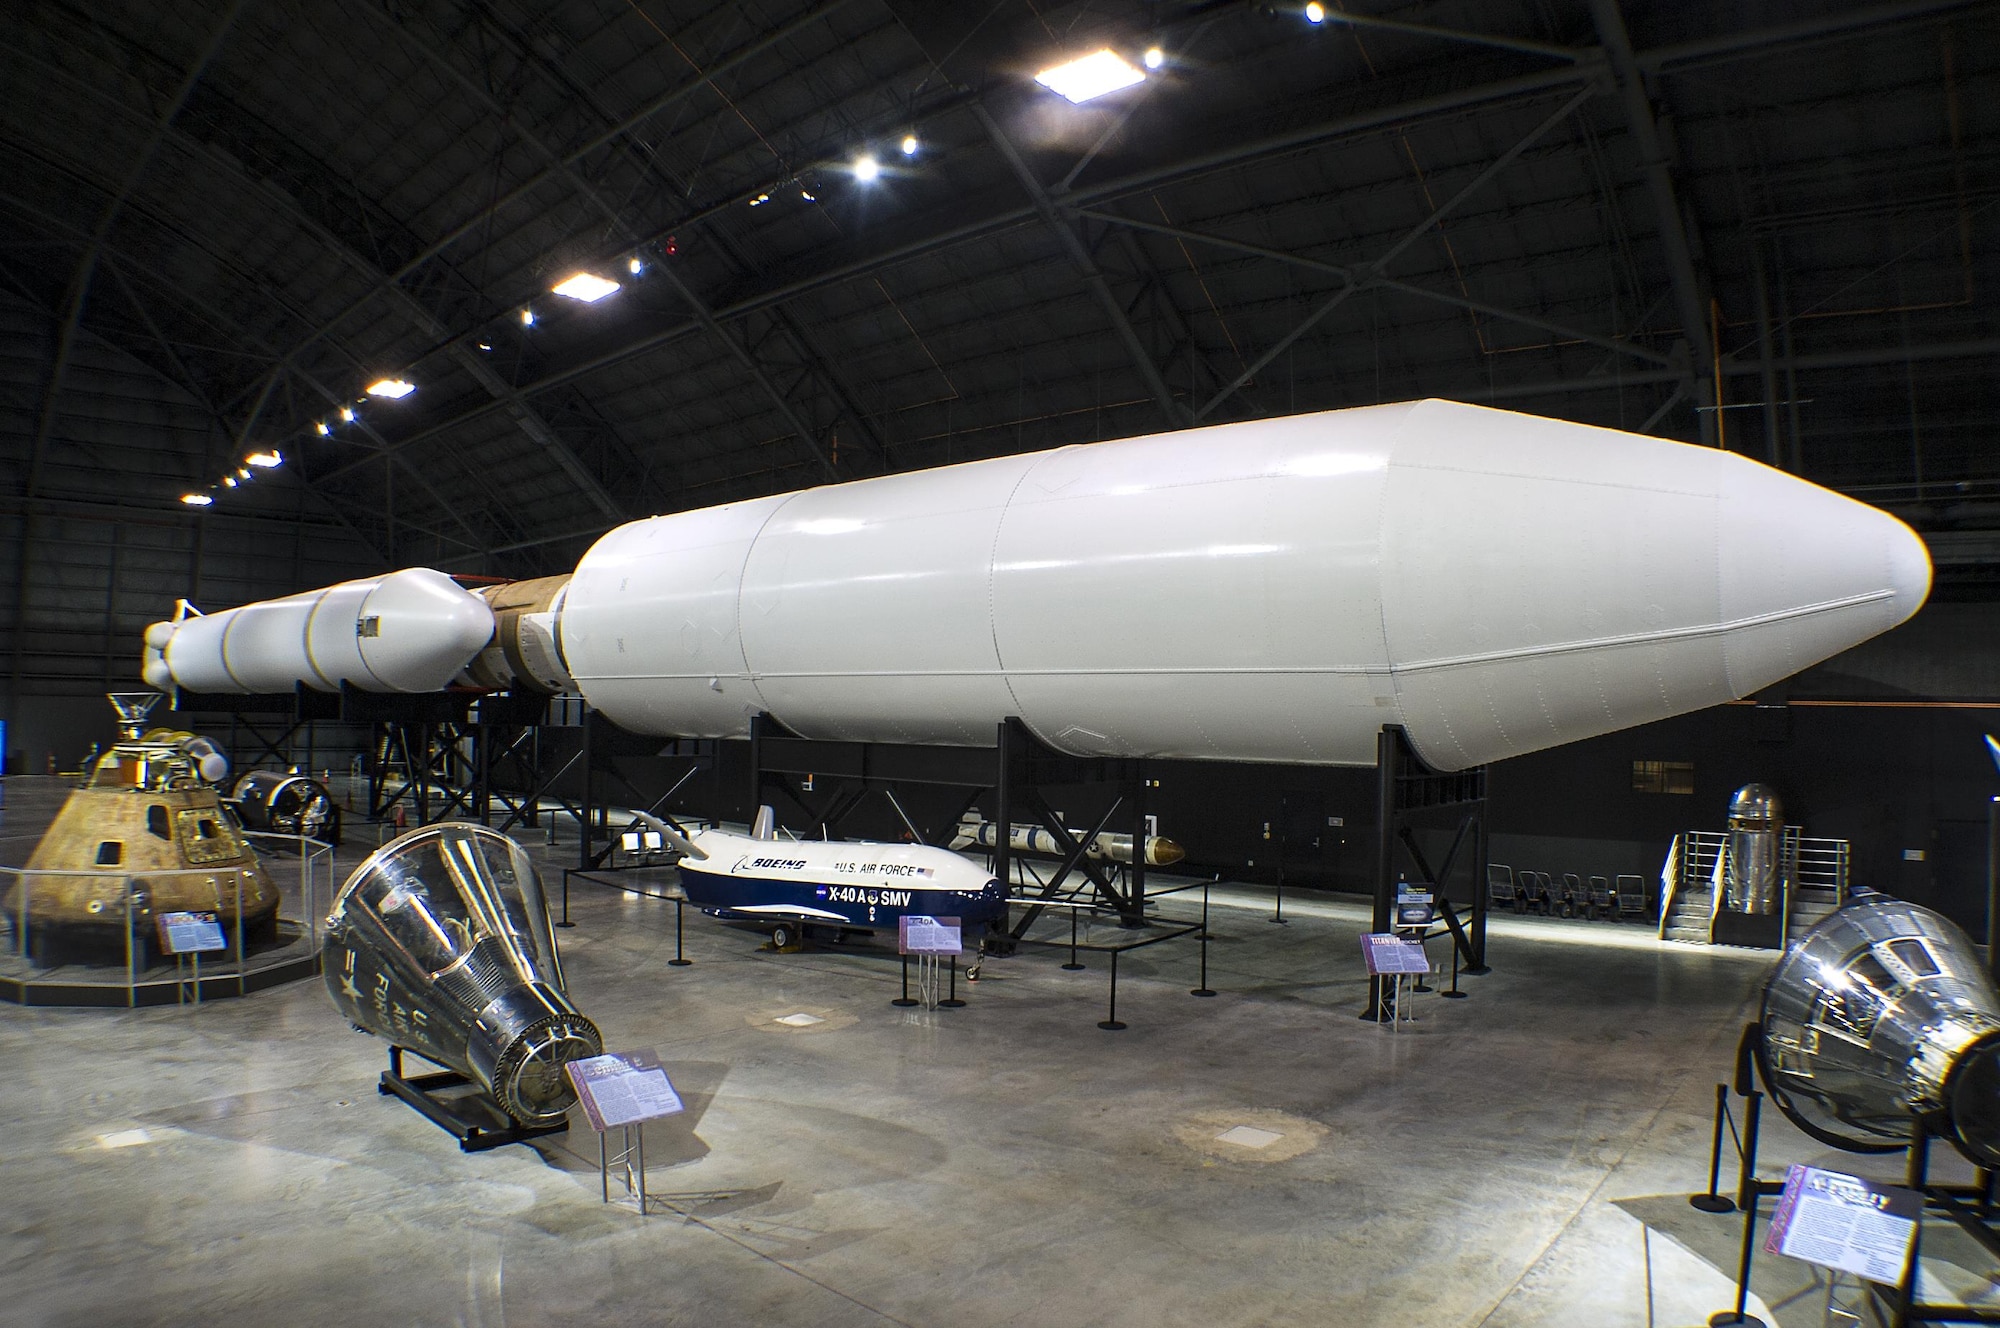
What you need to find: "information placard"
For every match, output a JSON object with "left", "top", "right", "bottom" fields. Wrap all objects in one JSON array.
[
  {"left": 1395, "top": 887, "right": 1435, "bottom": 928},
  {"left": 1361, "top": 932, "right": 1431, "bottom": 975},
  {"left": 565, "top": 1049, "right": 685, "bottom": 1132},
  {"left": 899, "top": 915, "right": 963, "bottom": 955},
  {"left": 1764, "top": 1164, "right": 1920, "bottom": 1284},
  {"left": 156, "top": 910, "right": 226, "bottom": 954}
]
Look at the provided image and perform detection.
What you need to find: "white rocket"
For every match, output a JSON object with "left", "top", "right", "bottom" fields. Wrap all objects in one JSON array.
[{"left": 143, "top": 400, "right": 1930, "bottom": 771}]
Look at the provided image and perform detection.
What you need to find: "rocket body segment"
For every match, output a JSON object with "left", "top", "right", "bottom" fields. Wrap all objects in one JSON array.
[
  {"left": 144, "top": 402, "right": 1929, "bottom": 768},
  {"left": 148, "top": 569, "right": 493, "bottom": 695}
]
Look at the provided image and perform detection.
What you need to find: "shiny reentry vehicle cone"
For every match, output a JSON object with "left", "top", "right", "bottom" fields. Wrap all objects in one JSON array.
[
  {"left": 323, "top": 823, "right": 600, "bottom": 1125},
  {"left": 1760, "top": 893, "right": 2000, "bottom": 1166}
]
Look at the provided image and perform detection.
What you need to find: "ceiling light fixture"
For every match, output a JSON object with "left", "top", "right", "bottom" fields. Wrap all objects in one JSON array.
[
  {"left": 1143, "top": 47, "right": 1165, "bottom": 69},
  {"left": 181, "top": 493, "right": 213, "bottom": 506},
  {"left": 1305, "top": 2, "right": 1325, "bottom": 22},
  {"left": 800, "top": 188, "right": 815, "bottom": 202},
  {"left": 366, "top": 378, "right": 415, "bottom": 399},
  {"left": 852, "top": 154, "right": 881, "bottom": 182},
  {"left": 750, "top": 192, "right": 770, "bottom": 207},
  {"left": 246, "top": 451, "right": 283, "bottom": 468},
  {"left": 901, "top": 134, "right": 919, "bottom": 156},
  {"left": 315, "top": 421, "right": 330, "bottom": 436},
  {"left": 1034, "top": 49, "right": 1145, "bottom": 103},
  {"left": 628, "top": 256, "right": 643, "bottom": 274},
  {"left": 340, "top": 407, "right": 356, "bottom": 422},
  {"left": 223, "top": 476, "right": 238, "bottom": 488},
  {"left": 237, "top": 467, "right": 251, "bottom": 479},
  {"left": 520, "top": 307, "right": 536, "bottom": 326},
  {"left": 552, "top": 272, "right": 620, "bottom": 302}
]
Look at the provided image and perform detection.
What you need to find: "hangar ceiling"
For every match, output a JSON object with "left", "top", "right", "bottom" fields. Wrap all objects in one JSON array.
[{"left": 0, "top": 0, "right": 1996, "bottom": 702}]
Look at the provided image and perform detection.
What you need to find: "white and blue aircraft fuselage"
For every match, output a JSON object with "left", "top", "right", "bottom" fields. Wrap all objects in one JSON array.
[{"left": 674, "top": 828, "right": 1007, "bottom": 938}]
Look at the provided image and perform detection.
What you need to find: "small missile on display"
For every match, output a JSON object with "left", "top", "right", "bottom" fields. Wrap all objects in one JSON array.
[
  {"left": 949, "top": 815, "right": 1185, "bottom": 867},
  {"left": 142, "top": 400, "right": 1931, "bottom": 771}
]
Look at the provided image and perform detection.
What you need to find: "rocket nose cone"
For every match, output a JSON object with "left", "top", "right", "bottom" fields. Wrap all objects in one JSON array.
[{"left": 1715, "top": 456, "right": 1931, "bottom": 696}]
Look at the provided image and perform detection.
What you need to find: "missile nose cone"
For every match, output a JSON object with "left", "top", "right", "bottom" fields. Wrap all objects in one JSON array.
[
  {"left": 1381, "top": 402, "right": 1932, "bottom": 770},
  {"left": 1714, "top": 454, "right": 1931, "bottom": 695}
]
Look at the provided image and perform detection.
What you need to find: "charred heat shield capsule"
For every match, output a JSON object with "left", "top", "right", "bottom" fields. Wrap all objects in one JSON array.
[
  {"left": 1759, "top": 893, "right": 2000, "bottom": 1166},
  {"left": 324, "top": 824, "right": 600, "bottom": 1126}
]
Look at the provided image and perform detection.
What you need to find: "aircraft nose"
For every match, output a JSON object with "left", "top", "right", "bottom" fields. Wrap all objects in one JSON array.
[{"left": 1714, "top": 454, "right": 1931, "bottom": 694}]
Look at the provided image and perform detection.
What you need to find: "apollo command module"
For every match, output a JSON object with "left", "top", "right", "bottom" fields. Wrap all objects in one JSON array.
[{"left": 3, "top": 694, "right": 279, "bottom": 967}]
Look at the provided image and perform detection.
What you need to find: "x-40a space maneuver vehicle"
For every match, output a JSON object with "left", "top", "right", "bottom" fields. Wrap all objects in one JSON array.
[{"left": 659, "top": 811, "right": 1006, "bottom": 950}]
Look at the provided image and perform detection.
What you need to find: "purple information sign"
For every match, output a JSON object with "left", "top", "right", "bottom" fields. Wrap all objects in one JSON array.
[
  {"left": 1764, "top": 1164, "right": 1920, "bottom": 1283},
  {"left": 898, "top": 915, "right": 962, "bottom": 955},
  {"left": 156, "top": 910, "right": 226, "bottom": 954},
  {"left": 564, "top": 1049, "right": 685, "bottom": 1132},
  {"left": 1361, "top": 933, "right": 1430, "bottom": 975}
]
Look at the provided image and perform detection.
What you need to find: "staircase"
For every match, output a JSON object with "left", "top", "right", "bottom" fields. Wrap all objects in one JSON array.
[
  {"left": 1787, "top": 835, "right": 1850, "bottom": 937},
  {"left": 1657, "top": 828, "right": 1850, "bottom": 947},
  {"left": 1659, "top": 832, "right": 1724, "bottom": 944}
]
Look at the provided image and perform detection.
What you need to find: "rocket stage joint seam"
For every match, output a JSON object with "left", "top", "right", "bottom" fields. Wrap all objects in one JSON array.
[{"left": 571, "top": 589, "right": 1894, "bottom": 686}]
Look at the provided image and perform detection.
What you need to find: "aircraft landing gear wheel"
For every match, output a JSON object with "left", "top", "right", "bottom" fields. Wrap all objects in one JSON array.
[{"left": 771, "top": 922, "right": 800, "bottom": 950}]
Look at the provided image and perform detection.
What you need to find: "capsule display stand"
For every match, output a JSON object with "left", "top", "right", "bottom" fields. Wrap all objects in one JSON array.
[{"left": 378, "top": 1045, "right": 569, "bottom": 1154}]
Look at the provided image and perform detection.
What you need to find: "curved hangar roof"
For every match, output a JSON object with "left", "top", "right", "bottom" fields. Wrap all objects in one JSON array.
[{"left": 0, "top": 1, "right": 1993, "bottom": 581}]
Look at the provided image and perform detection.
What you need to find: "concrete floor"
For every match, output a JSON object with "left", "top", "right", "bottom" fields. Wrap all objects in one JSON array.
[{"left": 2, "top": 786, "right": 1993, "bottom": 1326}]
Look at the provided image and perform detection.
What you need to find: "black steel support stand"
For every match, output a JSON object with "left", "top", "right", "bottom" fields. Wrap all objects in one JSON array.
[
  {"left": 1364, "top": 726, "right": 1489, "bottom": 1020},
  {"left": 940, "top": 956, "right": 964, "bottom": 1008},
  {"left": 1440, "top": 931, "right": 1468, "bottom": 999},
  {"left": 1062, "top": 907, "right": 1084, "bottom": 970},
  {"left": 1691, "top": 1082, "right": 1738, "bottom": 1213},
  {"left": 892, "top": 955, "right": 918, "bottom": 1008},
  {"left": 556, "top": 870, "right": 574, "bottom": 929},
  {"left": 1708, "top": 1090, "right": 1770, "bottom": 1328},
  {"left": 1098, "top": 949, "right": 1125, "bottom": 1030},
  {"left": 668, "top": 898, "right": 690, "bottom": 967},
  {"left": 1192, "top": 881, "right": 1216, "bottom": 997},
  {"left": 378, "top": 1046, "right": 567, "bottom": 1154}
]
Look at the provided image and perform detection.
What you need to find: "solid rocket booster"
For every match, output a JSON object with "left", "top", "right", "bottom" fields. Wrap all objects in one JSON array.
[{"left": 143, "top": 400, "right": 1931, "bottom": 771}]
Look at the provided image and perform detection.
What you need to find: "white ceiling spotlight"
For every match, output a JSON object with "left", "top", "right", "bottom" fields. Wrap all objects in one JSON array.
[
  {"left": 365, "top": 378, "right": 415, "bottom": 399},
  {"left": 181, "top": 493, "right": 213, "bottom": 507},
  {"left": 314, "top": 420, "right": 330, "bottom": 436},
  {"left": 1034, "top": 48, "right": 1146, "bottom": 103},
  {"left": 1305, "top": 2, "right": 1326, "bottom": 22},
  {"left": 552, "top": 272, "right": 620, "bottom": 302},
  {"left": 246, "top": 451, "right": 283, "bottom": 468},
  {"left": 901, "top": 133, "right": 919, "bottom": 156},
  {"left": 852, "top": 154, "right": 881, "bottom": 182},
  {"left": 340, "top": 406, "right": 355, "bottom": 422},
  {"left": 628, "top": 256, "right": 644, "bottom": 275},
  {"left": 520, "top": 307, "right": 536, "bottom": 326},
  {"left": 1143, "top": 47, "right": 1165, "bottom": 69}
]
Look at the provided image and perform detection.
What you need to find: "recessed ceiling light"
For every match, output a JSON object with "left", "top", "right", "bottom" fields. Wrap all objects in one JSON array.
[
  {"left": 552, "top": 272, "right": 620, "bottom": 302},
  {"left": 852, "top": 154, "right": 881, "bottom": 182},
  {"left": 245, "top": 451, "right": 283, "bottom": 468},
  {"left": 1143, "top": 47, "right": 1165, "bottom": 69},
  {"left": 181, "top": 493, "right": 213, "bottom": 506},
  {"left": 365, "top": 378, "right": 415, "bottom": 399},
  {"left": 1035, "top": 49, "right": 1146, "bottom": 103}
]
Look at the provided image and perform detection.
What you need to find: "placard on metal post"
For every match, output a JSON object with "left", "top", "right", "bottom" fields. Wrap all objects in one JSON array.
[
  {"left": 156, "top": 910, "right": 226, "bottom": 1005},
  {"left": 898, "top": 915, "right": 964, "bottom": 1011},
  {"left": 565, "top": 1049, "right": 686, "bottom": 1215},
  {"left": 1361, "top": 932, "right": 1431, "bottom": 1032}
]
